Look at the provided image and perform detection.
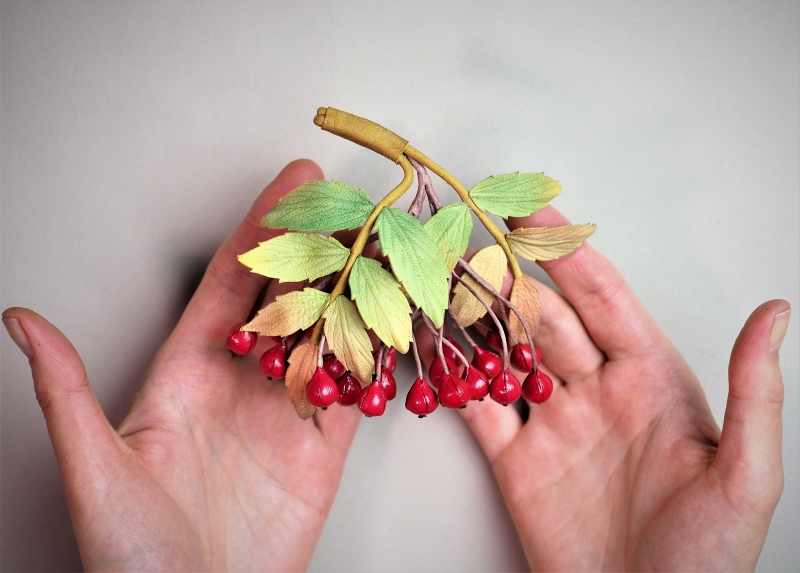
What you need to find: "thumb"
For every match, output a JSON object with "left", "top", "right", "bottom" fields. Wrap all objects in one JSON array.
[
  {"left": 2, "top": 308, "right": 125, "bottom": 498},
  {"left": 714, "top": 300, "right": 790, "bottom": 514}
]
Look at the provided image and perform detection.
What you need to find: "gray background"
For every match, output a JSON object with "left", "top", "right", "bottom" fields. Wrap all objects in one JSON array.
[{"left": 1, "top": 1, "right": 798, "bottom": 571}]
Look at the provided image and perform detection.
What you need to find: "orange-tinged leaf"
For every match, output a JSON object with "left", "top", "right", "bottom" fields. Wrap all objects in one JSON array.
[
  {"left": 323, "top": 296, "right": 374, "bottom": 383},
  {"left": 506, "top": 224, "right": 596, "bottom": 261},
  {"left": 509, "top": 276, "right": 541, "bottom": 341},
  {"left": 285, "top": 342, "right": 318, "bottom": 419},
  {"left": 242, "top": 288, "right": 329, "bottom": 337},
  {"left": 451, "top": 245, "right": 507, "bottom": 326}
]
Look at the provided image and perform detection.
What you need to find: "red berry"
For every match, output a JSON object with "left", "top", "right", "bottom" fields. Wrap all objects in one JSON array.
[
  {"left": 464, "top": 367, "right": 489, "bottom": 401},
  {"left": 337, "top": 372, "right": 361, "bottom": 406},
  {"left": 323, "top": 355, "right": 346, "bottom": 380},
  {"left": 305, "top": 366, "right": 339, "bottom": 409},
  {"left": 405, "top": 376, "right": 438, "bottom": 417},
  {"left": 259, "top": 342, "right": 288, "bottom": 379},
  {"left": 358, "top": 381, "right": 387, "bottom": 417},
  {"left": 472, "top": 347, "right": 502, "bottom": 380},
  {"left": 522, "top": 369, "right": 553, "bottom": 404},
  {"left": 438, "top": 373, "right": 471, "bottom": 409},
  {"left": 227, "top": 323, "right": 257, "bottom": 355},
  {"left": 485, "top": 330, "right": 503, "bottom": 352},
  {"left": 510, "top": 344, "right": 534, "bottom": 371},
  {"left": 376, "top": 369, "right": 397, "bottom": 401},
  {"left": 490, "top": 370, "right": 522, "bottom": 405},
  {"left": 443, "top": 336, "right": 464, "bottom": 364},
  {"left": 381, "top": 347, "right": 397, "bottom": 373},
  {"left": 429, "top": 357, "right": 457, "bottom": 389}
]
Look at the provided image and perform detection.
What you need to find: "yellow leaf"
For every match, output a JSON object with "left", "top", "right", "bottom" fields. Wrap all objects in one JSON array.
[
  {"left": 242, "top": 289, "right": 330, "bottom": 337},
  {"left": 506, "top": 224, "right": 596, "bottom": 261},
  {"left": 509, "top": 276, "right": 541, "bottom": 340},
  {"left": 285, "top": 342, "right": 318, "bottom": 419},
  {"left": 324, "top": 296, "right": 374, "bottom": 383},
  {"left": 238, "top": 232, "right": 349, "bottom": 282},
  {"left": 451, "top": 245, "right": 507, "bottom": 326}
]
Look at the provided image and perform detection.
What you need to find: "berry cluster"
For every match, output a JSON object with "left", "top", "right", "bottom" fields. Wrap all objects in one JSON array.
[
  {"left": 228, "top": 107, "right": 593, "bottom": 420},
  {"left": 228, "top": 320, "right": 554, "bottom": 418}
]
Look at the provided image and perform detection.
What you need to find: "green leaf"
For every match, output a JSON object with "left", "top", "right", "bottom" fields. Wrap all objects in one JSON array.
[
  {"left": 238, "top": 232, "right": 349, "bottom": 282},
  {"left": 242, "top": 288, "right": 330, "bottom": 336},
  {"left": 324, "top": 295, "right": 374, "bottom": 383},
  {"left": 349, "top": 256, "right": 412, "bottom": 353},
  {"left": 469, "top": 172, "right": 561, "bottom": 218},
  {"left": 261, "top": 180, "right": 376, "bottom": 232},
  {"left": 424, "top": 202, "right": 473, "bottom": 271},
  {"left": 376, "top": 207, "right": 450, "bottom": 328}
]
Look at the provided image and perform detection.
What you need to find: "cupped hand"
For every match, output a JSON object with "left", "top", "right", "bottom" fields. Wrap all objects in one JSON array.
[
  {"left": 3, "top": 160, "right": 360, "bottom": 572},
  {"left": 421, "top": 206, "right": 789, "bottom": 571}
]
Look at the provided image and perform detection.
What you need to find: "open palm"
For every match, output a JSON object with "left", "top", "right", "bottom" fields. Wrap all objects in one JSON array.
[
  {"left": 432, "top": 206, "right": 788, "bottom": 571},
  {"left": 3, "top": 160, "right": 360, "bottom": 572}
]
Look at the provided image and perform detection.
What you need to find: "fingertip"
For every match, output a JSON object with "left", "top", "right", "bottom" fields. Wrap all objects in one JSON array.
[
  {"left": 280, "top": 158, "right": 324, "bottom": 183},
  {"left": 507, "top": 205, "right": 570, "bottom": 230}
]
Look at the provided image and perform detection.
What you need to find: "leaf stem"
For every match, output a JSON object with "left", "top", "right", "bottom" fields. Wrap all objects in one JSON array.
[
  {"left": 310, "top": 156, "right": 415, "bottom": 345},
  {"left": 451, "top": 271, "right": 509, "bottom": 370},
  {"left": 457, "top": 258, "right": 537, "bottom": 370},
  {"left": 422, "top": 314, "right": 471, "bottom": 374},
  {"left": 450, "top": 312, "right": 478, "bottom": 349},
  {"left": 404, "top": 146, "right": 522, "bottom": 279}
]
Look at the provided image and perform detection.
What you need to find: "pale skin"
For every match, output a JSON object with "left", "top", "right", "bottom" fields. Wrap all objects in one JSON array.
[
  {"left": 419, "top": 206, "right": 790, "bottom": 571},
  {"left": 2, "top": 160, "right": 362, "bottom": 571},
  {"left": 3, "top": 160, "right": 789, "bottom": 571}
]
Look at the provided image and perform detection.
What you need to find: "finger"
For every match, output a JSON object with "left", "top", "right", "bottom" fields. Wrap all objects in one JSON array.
[
  {"left": 2, "top": 308, "right": 126, "bottom": 502},
  {"left": 415, "top": 321, "right": 521, "bottom": 462},
  {"left": 178, "top": 159, "right": 324, "bottom": 346},
  {"left": 714, "top": 300, "right": 789, "bottom": 514},
  {"left": 507, "top": 206, "right": 666, "bottom": 360},
  {"left": 314, "top": 402, "right": 362, "bottom": 455},
  {"left": 516, "top": 275, "right": 605, "bottom": 384}
]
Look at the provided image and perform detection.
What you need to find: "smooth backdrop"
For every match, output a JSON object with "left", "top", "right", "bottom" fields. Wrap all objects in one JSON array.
[{"left": 2, "top": 1, "right": 798, "bottom": 571}]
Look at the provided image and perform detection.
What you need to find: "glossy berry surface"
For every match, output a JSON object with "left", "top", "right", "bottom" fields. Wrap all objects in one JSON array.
[
  {"left": 522, "top": 369, "right": 554, "bottom": 404},
  {"left": 429, "top": 357, "right": 458, "bottom": 389},
  {"left": 305, "top": 366, "right": 339, "bottom": 409},
  {"left": 376, "top": 369, "right": 397, "bottom": 401},
  {"left": 336, "top": 372, "right": 361, "bottom": 406},
  {"left": 259, "top": 342, "right": 288, "bottom": 379},
  {"left": 323, "top": 355, "right": 346, "bottom": 380},
  {"left": 227, "top": 323, "right": 257, "bottom": 355},
  {"left": 405, "top": 376, "right": 438, "bottom": 417},
  {"left": 490, "top": 370, "right": 522, "bottom": 405},
  {"left": 380, "top": 347, "right": 397, "bottom": 373},
  {"left": 472, "top": 347, "right": 502, "bottom": 380},
  {"left": 464, "top": 367, "right": 489, "bottom": 401},
  {"left": 510, "top": 344, "right": 534, "bottom": 371},
  {"left": 443, "top": 336, "right": 465, "bottom": 364},
  {"left": 438, "top": 373, "right": 471, "bottom": 409},
  {"left": 358, "top": 381, "right": 387, "bottom": 417},
  {"left": 485, "top": 330, "right": 503, "bottom": 352}
]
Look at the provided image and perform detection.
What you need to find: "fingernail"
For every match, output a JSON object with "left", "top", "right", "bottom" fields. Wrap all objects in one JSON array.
[
  {"left": 770, "top": 308, "right": 791, "bottom": 355},
  {"left": 2, "top": 317, "right": 34, "bottom": 358}
]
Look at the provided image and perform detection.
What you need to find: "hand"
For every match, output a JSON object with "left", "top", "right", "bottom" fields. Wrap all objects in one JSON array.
[
  {"left": 422, "top": 206, "right": 789, "bottom": 571},
  {"left": 2, "top": 160, "right": 360, "bottom": 572}
]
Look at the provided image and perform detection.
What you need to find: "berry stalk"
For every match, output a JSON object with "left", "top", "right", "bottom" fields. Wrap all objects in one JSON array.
[{"left": 403, "top": 146, "right": 523, "bottom": 280}]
